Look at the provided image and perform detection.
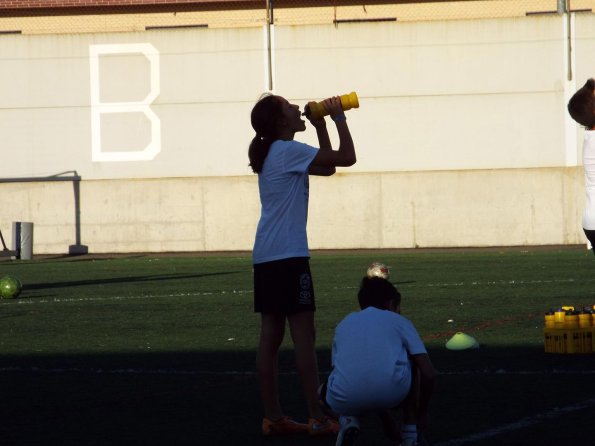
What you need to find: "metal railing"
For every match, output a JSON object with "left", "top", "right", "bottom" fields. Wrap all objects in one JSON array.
[{"left": 0, "top": 171, "right": 88, "bottom": 257}]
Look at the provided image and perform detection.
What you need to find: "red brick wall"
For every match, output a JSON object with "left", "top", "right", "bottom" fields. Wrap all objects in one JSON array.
[
  {"left": 0, "top": 0, "right": 260, "bottom": 10},
  {"left": 0, "top": 0, "right": 268, "bottom": 17},
  {"left": 0, "top": 0, "right": 244, "bottom": 7},
  {"left": 0, "top": 0, "right": 441, "bottom": 11},
  {"left": 0, "top": 0, "right": 451, "bottom": 16}
]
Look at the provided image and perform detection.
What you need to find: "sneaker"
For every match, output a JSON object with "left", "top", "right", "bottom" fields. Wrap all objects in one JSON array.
[
  {"left": 401, "top": 431, "right": 430, "bottom": 446},
  {"left": 417, "top": 432, "right": 430, "bottom": 446},
  {"left": 262, "top": 416, "right": 308, "bottom": 436},
  {"left": 335, "top": 416, "right": 360, "bottom": 446},
  {"left": 308, "top": 416, "right": 340, "bottom": 436}
]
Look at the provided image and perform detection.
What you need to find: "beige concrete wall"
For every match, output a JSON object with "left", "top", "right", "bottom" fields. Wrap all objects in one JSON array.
[
  {"left": 0, "top": 16, "right": 578, "bottom": 179},
  {"left": 273, "top": 16, "right": 572, "bottom": 171},
  {"left": 0, "top": 167, "right": 585, "bottom": 253},
  {"left": 0, "top": 27, "right": 265, "bottom": 179},
  {"left": 0, "top": 13, "right": 593, "bottom": 254}
]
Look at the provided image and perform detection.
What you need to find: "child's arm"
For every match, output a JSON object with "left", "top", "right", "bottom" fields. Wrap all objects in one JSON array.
[
  {"left": 308, "top": 116, "right": 335, "bottom": 176},
  {"left": 411, "top": 353, "right": 436, "bottom": 430},
  {"left": 308, "top": 97, "right": 356, "bottom": 175}
]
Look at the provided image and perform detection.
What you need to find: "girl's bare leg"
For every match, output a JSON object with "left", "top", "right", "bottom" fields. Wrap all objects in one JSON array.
[
  {"left": 287, "top": 311, "right": 326, "bottom": 419},
  {"left": 256, "top": 313, "right": 286, "bottom": 419}
]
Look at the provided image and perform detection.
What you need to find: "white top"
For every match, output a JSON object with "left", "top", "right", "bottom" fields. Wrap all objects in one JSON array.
[
  {"left": 583, "top": 131, "right": 595, "bottom": 230},
  {"left": 326, "top": 306, "right": 427, "bottom": 415},
  {"left": 253, "top": 139, "right": 318, "bottom": 264}
]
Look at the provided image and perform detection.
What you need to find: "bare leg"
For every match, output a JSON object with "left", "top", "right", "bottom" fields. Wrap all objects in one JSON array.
[
  {"left": 402, "top": 362, "right": 420, "bottom": 426},
  {"left": 399, "top": 361, "right": 423, "bottom": 444},
  {"left": 378, "top": 410, "right": 400, "bottom": 441},
  {"left": 256, "top": 313, "right": 286, "bottom": 419},
  {"left": 288, "top": 311, "right": 326, "bottom": 419}
]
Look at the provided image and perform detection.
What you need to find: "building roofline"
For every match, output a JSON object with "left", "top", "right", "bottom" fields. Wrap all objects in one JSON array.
[
  {"left": 0, "top": 0, "right": 472, "bottom": 11},
  {"left": 0, "top": 0, "right": 260, "bottom": 9},
  {"left": 0, "top": 0, "right": 265, "bottom": 18},
  {"left": 0, "top": 0, "right": 476, "bottom": 18}
]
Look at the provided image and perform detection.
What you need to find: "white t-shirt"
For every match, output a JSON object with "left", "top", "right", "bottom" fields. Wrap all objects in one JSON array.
[
  {"left": 253, "top": 139, "right": 318, "bottom": 264},
  {"left": 583, "top": 131, "right": 595, "bottom": 230},
  {"left": 326, "top": 306, "right": 427, "bottom": 416}
]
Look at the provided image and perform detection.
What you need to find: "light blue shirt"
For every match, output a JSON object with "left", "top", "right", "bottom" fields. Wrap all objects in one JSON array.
[
  {"left": 583, "top": 131, "right": 595, "bottom": 230},
  {"left": 253, "top": 139, "right": 318, "bottom": 264},
  {"left": 326, "top": 307, "right": 427, "bottom": 415}
]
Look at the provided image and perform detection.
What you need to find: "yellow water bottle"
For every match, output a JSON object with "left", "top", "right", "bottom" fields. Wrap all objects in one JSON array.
[
  {"left": 303, "top": 92, "right": 359, "bottom": 119},
  {"left": 579, "top": 310, "right": 591, "bottom": 328},
  {"left": 565, "top": 310, "right": 579, "bottom": 329},
  {"left": 554, "top": 308, "right": 566, "bottom": 328},
  {"left": 544, "top": 311, "right": 555, "bottom": 329}
]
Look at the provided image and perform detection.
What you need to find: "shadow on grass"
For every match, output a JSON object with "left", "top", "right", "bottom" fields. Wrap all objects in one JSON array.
[
  {"left": 1, "top": 347, "right": 594, "bottom": 446},
  {"left": 21, "top": 272, "right": 240, "bottom": 292}
]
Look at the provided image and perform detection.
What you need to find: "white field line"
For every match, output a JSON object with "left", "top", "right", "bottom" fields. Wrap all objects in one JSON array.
[
  {"left": 411, "top": 278, "right": 582, "bottom": 287},
  {"left": 0, "top": 277, "right": 589, "bottom": 306},
  {"left": 0, "top": 290, "right": 251, "bottom": 305},
  {"left": 433, "top": 397, "right": 595, "bottom": 446},
  {"left": 337, "top": 277, "right": 584, "bottom": 291}
]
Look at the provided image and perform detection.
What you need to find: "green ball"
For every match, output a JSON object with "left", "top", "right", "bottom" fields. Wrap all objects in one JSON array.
[{"left": 0, "top": 275, "right": 22, "bottom": 299}]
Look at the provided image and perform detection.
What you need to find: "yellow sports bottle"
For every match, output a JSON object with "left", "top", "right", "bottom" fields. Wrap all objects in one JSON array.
[{"left": 303, "top": 92, "right": 359, "bottom": 119}]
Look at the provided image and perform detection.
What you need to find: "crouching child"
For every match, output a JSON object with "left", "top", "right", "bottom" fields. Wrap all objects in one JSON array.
[{"left": 320, "top": 276, "right": 436, "bottom": 446}]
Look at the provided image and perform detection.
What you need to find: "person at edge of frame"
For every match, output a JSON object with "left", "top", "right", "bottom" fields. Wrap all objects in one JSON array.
[{"left": 568, "top": 78, "right": 595, "bottom": 256}]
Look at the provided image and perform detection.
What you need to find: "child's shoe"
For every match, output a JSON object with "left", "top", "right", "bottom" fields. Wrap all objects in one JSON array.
[
  {"left": 335, "top": 416, "right": 360, "bottom": 446},
  {"left": 400, "top": 430, "right": 429, "bottom": 445},
  {"left": 262, "top": 416, "right": 308, "bottom": 436},
  {"left": 400, "top": 423, "right": 420, "bottom": 446},
  {"left": 308, "top": 415, "right": 340, "bottom": 436},
  {"left": 401, "top": 436, "right": 432, "bottom": 446},
  {"left": 417, "top": 431, "right": 431, "bottom": 446}
]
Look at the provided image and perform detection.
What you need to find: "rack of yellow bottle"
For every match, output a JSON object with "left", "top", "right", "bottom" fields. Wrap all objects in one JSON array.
[{"left": 544, "top": 306, "right": 595, "bottom": 354}]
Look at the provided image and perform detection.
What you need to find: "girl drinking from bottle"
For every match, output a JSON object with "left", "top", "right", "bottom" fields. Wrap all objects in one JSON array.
[{"left": 249, "top": 94, "right": 356, "bottom": 436}]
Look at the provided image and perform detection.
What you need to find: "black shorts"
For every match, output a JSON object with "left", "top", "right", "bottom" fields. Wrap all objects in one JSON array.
[
  {"left": 253, "top": 257, "right": 316, "bottom": 314},
  {"left": 584, "top": 229, "right": 595, "bottom": 256}
]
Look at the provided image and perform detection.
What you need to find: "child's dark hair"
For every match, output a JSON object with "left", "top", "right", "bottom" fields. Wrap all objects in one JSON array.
[
  {"left": 248, "top": 94, "right": 283, "bottom": 173},
  {"left": 358, "top": 277, "right": 401, "bottom": 310},
  {"left": 568, "top": 78, "right": 595, "bottom": 129}
]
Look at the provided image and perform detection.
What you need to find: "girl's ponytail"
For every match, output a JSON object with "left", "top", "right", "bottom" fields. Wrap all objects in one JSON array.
[
  {"left": 248, "top": 135, "right": 273, "bottom": 173},
  {"left": 248, "top": 95, "right": 282, "bottom": 173}
]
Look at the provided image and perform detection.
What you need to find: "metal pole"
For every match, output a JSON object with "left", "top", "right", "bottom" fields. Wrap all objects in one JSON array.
[
  {"left": 0, "top": 172, "right": 88, "bottom": 256},
  {"left": 566, "top": 0, "right": 573, "bottom": 81},
  {"left": 69, "top": 176, "right": 88, "bottom": 255},
  {"left": 265, "top": 0, "right": 274, "bottom": 91}
]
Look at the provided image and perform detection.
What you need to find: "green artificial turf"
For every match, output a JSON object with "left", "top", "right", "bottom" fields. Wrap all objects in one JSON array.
[{"left": 1, "top": 247, "right": 594, "bottom": 445}]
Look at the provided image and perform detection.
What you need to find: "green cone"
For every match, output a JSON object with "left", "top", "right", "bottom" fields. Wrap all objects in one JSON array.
[{"left": 446, "top": 332, "right": 479, "bottom": 350}]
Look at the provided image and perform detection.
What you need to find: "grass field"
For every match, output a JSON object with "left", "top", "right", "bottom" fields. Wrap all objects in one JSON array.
[{"left": 1, "top": 247, "right": 595, "bottom": 445}]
